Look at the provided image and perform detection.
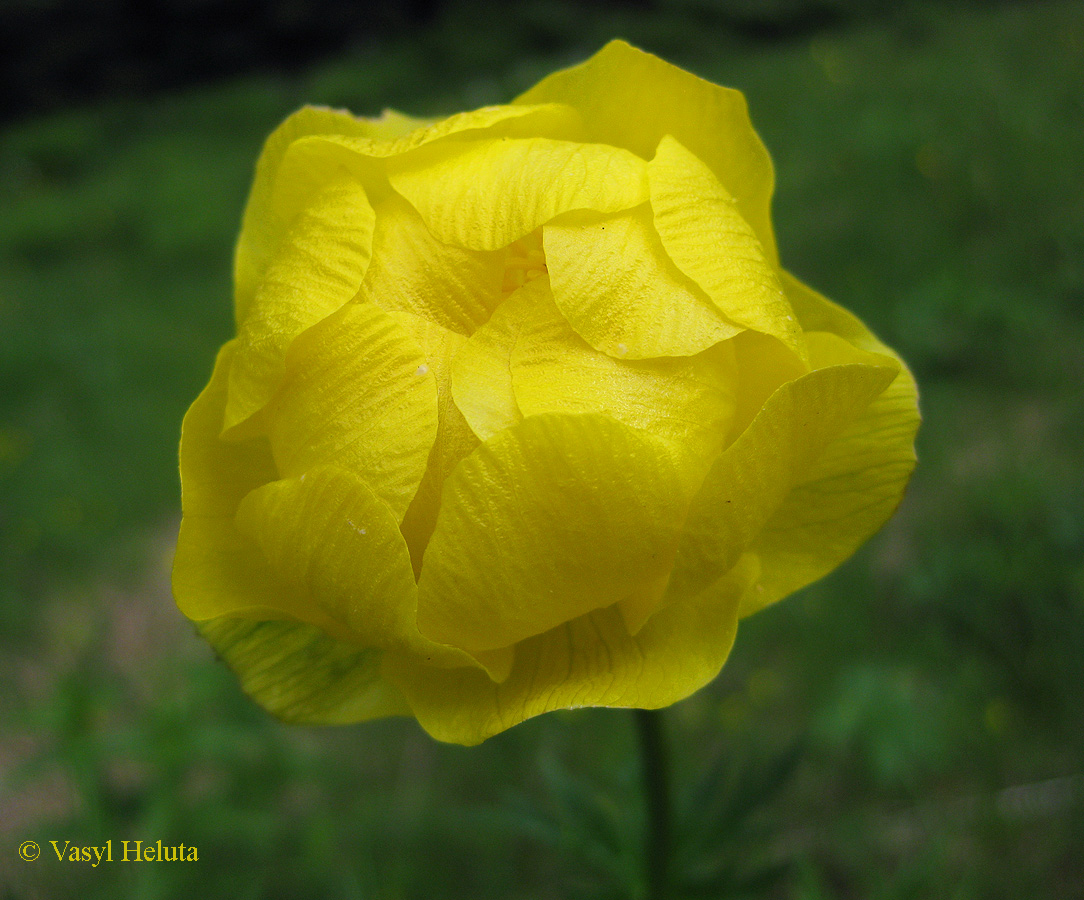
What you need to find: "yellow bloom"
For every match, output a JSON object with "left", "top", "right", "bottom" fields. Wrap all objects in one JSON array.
[{"left": 173, "top": 41, "right": 919, "bottom": 745}]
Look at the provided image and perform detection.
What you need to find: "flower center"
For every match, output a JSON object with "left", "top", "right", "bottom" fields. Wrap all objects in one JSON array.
[{"left": 502, "top": 229, "right": 547, "bottom": 295}]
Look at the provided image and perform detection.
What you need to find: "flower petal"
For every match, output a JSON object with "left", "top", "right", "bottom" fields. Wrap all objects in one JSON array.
[
  {"left": 267, "top": 102, "right": 582, "bottom": 236},
  {"left": 234, "top": 106, "right": 393, "bottom": 326},
  {"left": 387, "top": 555, "right": 757, "bottom": 745},
  {"left": 449, "top": 282, "right": 532, "bottom": 442},
  {"left": 739, "top": 275, "right": 921, "bottom": 617},
  {"left": 174, "top": 342, "right": 338, "bottom": 635},
  {"left": 388, "top": 138, "right": 649, "bottom": 250},
  {"left": 199, "top": 617, "right": 410, "bottom": 725},
  {"left": 389, "top": 311, "right": 482, "bottom": 574},
  {"left": 544, "top": 204, "right": 741, "bottom": 359},
  {"left": 664, "top": 352, "right": 900, "bottom": 607},
  {"left": 649, "top": 136, "right": 803, "bottom": 360},
  {"left": 415, "top": 413, "right": 697, "bottom": 655},
  {"left": 327, "top": 102, "right": 582, "bottom": 159},
  {"left": 178, "top": 342, "right": 278, "bottom": 519},
  {"left": 508, "top": 276, "right": 737, "bottom": 463},
  {"left": 235, "top": 466, "right": 423, "bottom": 650},
  {"left": 225, "top": 177, "right": 375, "bottom": 432},
  {"left": 266, "top": 299, "right": 437, "bottom": 521},
  {"left": 362, "top": 194, "right": 505, "bottom": 335},
  {"left": 515, "top": 39, "right": 778, "bottom": 263}
]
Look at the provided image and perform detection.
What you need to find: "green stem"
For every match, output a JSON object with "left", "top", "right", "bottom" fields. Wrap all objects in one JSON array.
[{"left": 635, "top": 708, "right": 671, "bottom": 900}]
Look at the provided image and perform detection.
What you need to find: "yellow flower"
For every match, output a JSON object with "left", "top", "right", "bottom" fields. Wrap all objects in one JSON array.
[{"left": 173, "top": 40, "right": 919, "bottom": 745}]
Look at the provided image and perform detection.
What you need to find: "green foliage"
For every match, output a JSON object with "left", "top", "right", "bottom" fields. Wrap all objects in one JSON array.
[{"left": 2, "top": 1, "right": 1083, "bottom": 898}]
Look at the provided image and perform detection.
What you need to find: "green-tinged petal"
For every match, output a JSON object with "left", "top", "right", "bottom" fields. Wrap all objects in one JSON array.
[
  {"left": 515, "top": 39, "right": 778, "bottom": 263},
  {"left": 388, "top": 138, "right": 648, "bottom": 250},
  {"left": 390, "top": 312, "right": 482, "bottom": 574},
  {"left": 235, "top": 106, "right": 392, "bottom": 325},
  {"left": 739, "top": 276, "right": 921, "bottom": 617},
  {"left": 544, "top": 205, "right": 742, "bottom": 359},
  {"left": 415, "top": 413, "right": 697, "bottom": 655},
  {"left": 200, "top": 617, "right": 410, "bottom": 725},
  {"left": 665, "top": 353, "right": 900, "bottom": 607},
  {"left": 363, "top": 195, "right": 505, "bottom": 334},
  {"left": 649, "top": 136, "right": 802, "bottom": 360},
  {"left": 387, "top": 555, "right": 757, "bottom": 745},
  {"left": 266, "top": 299, "right": 437, "bottom": 521},
  {"left": 179, "top": 341, "right": 278, "bottom": 519},
  {"left": 508, "top": 276, "right": 738, "bottom": 463},
  {"left": 449, "top": 282, "right": 531, "bottom": 442},
  {"left": 225, "top": 178, "right": 375, "bottom": 432},
  {"left": 230, "top": 463, "right": 514, "bottom": 678}
]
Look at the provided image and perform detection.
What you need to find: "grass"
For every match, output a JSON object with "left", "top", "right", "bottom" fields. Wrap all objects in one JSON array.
[{"left": 1, "top": 1, "right": 1082, "bottom": 897}]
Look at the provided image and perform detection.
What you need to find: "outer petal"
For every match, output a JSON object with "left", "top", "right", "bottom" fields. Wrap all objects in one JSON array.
[
  {"left": 267, "top": 103, "right": 580, "bottom": 239},
  {"left": 201, "top": 618, "right": 411, "bottom": 725},
  {"left": 315, "top": 102, "right": 582, "bottom": 160},
  {"left": 225, "top": 177, "right": 375, "bottom": 432},
  {"left": 544, "top": 205, "right": 742, "bottom": 359},
  {"left": 235, "top": 106, "right": 396, "bottom": 325},
  {"left": 178, "top": 341, "right": 278, "bottom": 519},
  {"left": 664, "top": 351, "right": 900, "bottom": 608},
  {"left": 729, "top": 330, "right": 809, "bottom": 441},
  {"left": 649, "top": 136, "right": 803, "bottom": 360},
  {"left": 236, "top": 103, "right": 579, "bottom": 326},
  {"left": 738, "top": 275, "right": 921, "bottom": 617},
  {"left": 362, "top": 194, "right": 505, "bottom": 335},
  {"left": 235, "top": 466, "right": 467, "bottom": 668},
  {"left": 387, "top": 555, "right": 758, "bottom": 745},
  {"left": 515, "top": 39, "right": 778, "bottom": 263},
  {"left": 266, "top": 299, "right": 438, "bottom": 521},
  {"left": 387, "top": 138, "right": 649, "bottom": 250},
  {"left": 415, "top": 414, "right": 698, "bottom": 655},
  {"left": 174, "top": 341, "right": 288, "bottom": 624},
  {"left": 508, "top": 276, "right": 737, "bottom": 463}
]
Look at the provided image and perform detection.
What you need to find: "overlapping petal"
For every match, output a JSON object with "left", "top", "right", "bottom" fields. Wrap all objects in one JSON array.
[
  {"left": 388, "top": 138, "right": 648, "bottom": 250},
  {"left": 234, "top": 465, "right": 468, "bottom": 666},
  {"left": 265, "top": 299, "right": 438, "bottom": 521},
  {"left": 387, "top": 555, "right": 758, "bottom": 745},
  {"left": 544, "top": 204, "right": 742, "bottom": 359},
  {"left": 200, "top": 617, "right": 410, "bottom": 725},
  {"left": 225, "top": 177, "right": 375, "bottom": 432},
  {"left": 664, "top": 350, "right": 900, "bottom": 608},
  {"left": 173, "top": 341, "right": 297, "bottom": 626},
  {"left": 234, "top": 106, "right": 402, "bottom": 325},
  {"left": 362, "top": 194, "right": 505, "bottom": 335},
  {"left": 449, "top": 281, "right": 533, "bottom": 442},
  {"left": 390, "top": 311, "right": 481, "bottom": 573},
  {"left": 738, "top": 276, "right": 921, "bottom": 617},
  {"left": 649, "top": 137, "right": 802, "bottom": 359},
  {"left": 267, "top": 103, "right": 583, "bottom": 237},
  {"left": 415, "top": 413, "right": 698, "bottom": 655},
  {"left": 515, "top": 39, "right": 778, "bottom": 263},
  {"left": 507, "top": 276, "right": 738, "bottom": 462}
]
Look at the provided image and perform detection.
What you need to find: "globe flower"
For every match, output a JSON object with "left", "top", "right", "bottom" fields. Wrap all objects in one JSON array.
[{"left": 173, "top": 40, "right": 919, "bottom": 745}]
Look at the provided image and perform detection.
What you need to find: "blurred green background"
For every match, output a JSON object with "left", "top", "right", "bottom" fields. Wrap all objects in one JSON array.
[{"left": 2, "top": 0, "right": 1082, "bottom": 897}]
